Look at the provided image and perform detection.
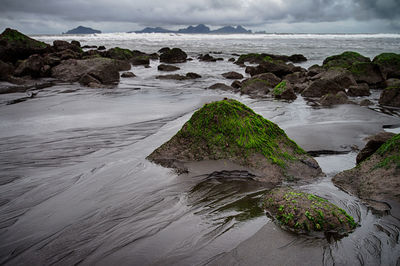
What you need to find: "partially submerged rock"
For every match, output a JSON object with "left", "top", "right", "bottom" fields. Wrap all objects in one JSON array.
[
  {"left": 320, "top": 91, "right": 349, "bottom": 106},
  {"left": 333, "top": 134, "right": 400, "bottom": 210},
  {"left": 264, "top": 188, "right": 357, "bottom": 236},
  {"left": 158, "top": 64, "right": 180, "bottom": 72},
  {"left": 208, "top": 83, "right": 235, "bottom": 91},
  {"left": 147, "top": 99, "right": 322, "bottom": 184},
  {"left": 222, "top": 71, "right": 244, "bottom": 79},
  {"left": 159, "top": 48, "right": 187, "bottom": 63}
]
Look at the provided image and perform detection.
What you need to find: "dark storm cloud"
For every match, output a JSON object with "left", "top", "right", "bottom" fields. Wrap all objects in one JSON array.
[{"left": 0, "top": 0, "right": 399, "bottom": 32}]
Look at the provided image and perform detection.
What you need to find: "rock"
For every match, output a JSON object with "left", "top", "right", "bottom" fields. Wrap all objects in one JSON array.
[
  {"left": 288, "top": 54, "right": 307, "bottom": 63},
  {"left": 156, "top": 74, "right": 188, "bottom": 80},
  {"left": 356, "top": 132, "right": 396, "bottom": 164},
  {"left": 320, "top": 91, "right": 349, "bottom": 106},
  {"left": 307, "top": 65, "right": 325, "bottom": 77},
  {"left": 55, "top": 49, "right": 81, "bottom": 60},
  {"left": 360, "top": 99, "right": 373, "bottom": 106},
  {"left": 159, "top": 48, "right": 187, "bottom": 63},
  {"left": 222, "top": 71, "right": 243, "bottom": 79},
  {"left": 373, "top": 53, "right": 400, "bottom": 79},
  {"left": 208, "top": 83, "right": 235, "bottom": 91},
  {"left": 51, "top": 57, "right": 120, "bottom": 85},
  {"left": 247, "top": 61, "right": 293, "bottom": 78},
  {"left": 349, "top": 62, "right": 384, "bottom": 86},
  {"left": 228, "top": 58, "right": 235, "bottom": 62},
  {"left": 131, "top": 55, "right": 150, "bottom": 66},
  {"left": 333, "top": 134, "right": 400, "bottom": 209},
  {"left": 79, "top": 73, "right": 101, "bottom": 86},
  {"left": 70, "top": 40, "right": 81, "bottom": 47},
  {"left": 0, "top": 28, "right": 49, "bottom": 63},
  {"left": 293, "top": 82, "right": 309, "bottom": 94},
  {"left": 379, "top": 85, "right": 400, "bottom": 107},
  {"left": 264, "top": 188, "right": 357, "bottom": 235},
  {"left": 14, "top": 54, "right": 47, "bottom": 78},
  {"left": 186, "top": 72, "right": 201, "bottom": 79},
  {"left": 302, "top": 69, "right": 356, "bottom": 98},
  {"left": 157, "top": 64, "right": 180, "bottom": 72},
  {"left": 273, "top": 80, "right": 297, "bottom": 101},
  {"left": 231, "top": 80, "right": 242, "bottom": 89},
  {"left": 198, "top": 54, "right": 217, "bottom": 62},
  {"left": 347, "top": 83, "right": 370, "bottom": 96},
  {"left": 236, "top": 53, "right": 274, "bottom": 65},
  {"left": 147, "top": 99, "right": 322, "bottom": 183},
  {"left": 53, "top": 40, "right": 82, "bottom": 53},
  {"left": 322, "top": 51, "right": 370, "bottom": 69},
  {"left": 241, "top": 73, "right": 281, "bottom": 96},
  {"left": 97, "top": 46, "right": 106, "bottom": 50},
  {"left": 106, "top": 47, "right": 134, "bottom": 60},
  {"left": 0, "top": 60, "right": 14, "bottom": 80},
  {"left": 114, "top": 60, "right": 131, "bottom": 71},
  {"left": 121, "top": 72, "right": 136, "bottom": 78},
  {"left": 284, "top": 72, "right": 307, "bottom": 84},
  {"left": 43, "top": 54, "right": 62, "bottom": 66},
  {"left": 158, "top": 47, "right": 170, "bottom": 54},
  {"left": 386, "top": 78, "right": 400, "bottom": 87},
  {"left": 82, "top": 45, "right": 97, "bottom": 49}
]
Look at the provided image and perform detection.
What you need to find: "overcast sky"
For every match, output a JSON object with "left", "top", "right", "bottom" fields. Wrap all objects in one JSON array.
[{"left": 0, "top": 0, "right": 399, "bottom": 34}]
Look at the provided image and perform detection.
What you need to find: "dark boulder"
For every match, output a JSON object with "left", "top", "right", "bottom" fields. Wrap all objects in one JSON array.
[
  {"left": 288, "top": 54, "right": 307, "bottom": 63},
  {"left": 222, "top": 71, "right": 243, "bottom": 79},
  {"left": 307, "top": 65, "right": 325, "bottom": 77},
  {"left": 273, "top": 80, "right": 297, "bottom": 101},
  {"left": 247, "top": 61, "right": 293, "bottom": 78},
  {"left": 158, "top": 47, "right": 170, "bottom": 54},
  {"left": 97, "top": 46, "right": 106, "bottom": 50},
  {"left": 231, "top": 80, "right": 242, "bottom": 89},
  {"left": 186, "top": 72, "right": 201, "bottom": 79},
  {"left": 158, "top": 64, "right": 180, "bottom": 71},
  {"left": 0, "top": 28, "right": 49, "bottom": 63},
  {"left": 373, "top": 53, "right": 400, "bottom": 79},
  {"left": 208, "top": 83, "right": 235, "bottom": 92},
  {"left": 131, "top": 55, "right": 150, "bottom": 66},
  {"left": 71, "top": 40, "right": 81, "bottom": 47},
  {"left": 14, "top": 54, "right": 49, "bottom": 78},
  {"left": 302, "top": 79, "right": 343, "bottom": 98},
  {"left": 284, "top": 72, "right": 307, "bottom": 84},
  {"left": 121, "top": 72, "right": 136, "bottom": 78},
  {"left": 349, "top": 62, "right": 384, "bottom": 86},
  {"left": 159, "top": 48, "right": 187, "bottom": 64},
  {"left": 198, "top": 54, "right": 217, "bottom": 62},
  {"left": 53, "top": 40, "right": 82, "bottom": 53},
  {"left": 320, "top": 91, "right": 349, "bottom": 106},
  {"left": 356, "top": 132, "right": 396, "bottom": 164},
  {"left": 347, "top": 83, "right": 370, "bottom": 97},
  {"left": 379, "top": 85, "right": 400, "bottom": 107}
]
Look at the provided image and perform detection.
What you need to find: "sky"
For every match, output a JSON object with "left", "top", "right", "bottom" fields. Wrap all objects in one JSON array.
[{"left": 0, "top": 0, "right": 399, "bottom": 34}]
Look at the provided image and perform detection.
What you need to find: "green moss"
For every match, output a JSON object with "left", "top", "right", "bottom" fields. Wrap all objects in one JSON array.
[
  {"left": 373, "top": 53, "right": 400, "bottom": 65},
  {"left": 372, "top": 134, "right": 400, "bottom": 170},
  {"left": 176, "top": 99, "right": 305, "bottom": 168},
  {"left": 237, "top": 53, "right": 273, "bottom": 64},
  {"left": 108, "top": 47, "right": 134, "bottom": 60},
  {"left": 323, "top": 51, "right": 370, "bottom": 69},
  {"left": 0, "top": 28, "right": 47, "bottom": 48},
  {"left": 273, "top": 81, "right": 287, "bottom": 96},
  {"left": 349, "top": 62, "right": 371, "bottom": 75}
]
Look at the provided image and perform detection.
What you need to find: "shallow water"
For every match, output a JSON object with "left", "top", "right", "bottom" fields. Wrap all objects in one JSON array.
[{"left": 1, "top": 33, "right": 400, "bottom": 265}]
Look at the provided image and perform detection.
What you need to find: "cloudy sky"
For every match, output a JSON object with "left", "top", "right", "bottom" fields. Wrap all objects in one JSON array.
[{"left": 0, "top": 0, "right": 399, "bottom": 34}]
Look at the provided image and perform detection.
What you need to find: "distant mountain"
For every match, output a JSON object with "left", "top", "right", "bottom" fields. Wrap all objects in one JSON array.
[
  {"left": 212, "top": 25, "right": 252, "bottom": 34},
  {"left": 133, "top": 27, "right": 174, "bottom": 33},
  {"left": 177, "top": 24, "right": 211, "bottom": 34},
  {"left": 64, "top": 26, "right": 101, "bottom": 34},
  {"left": 132, "top": 24, "right": 253, "bottom": 34}
]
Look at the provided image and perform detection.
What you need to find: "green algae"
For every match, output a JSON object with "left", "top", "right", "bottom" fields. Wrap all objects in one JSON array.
[
  {"left": 273, "top": 80, "right": 287, "bottom": 96},
  {"left": 175, "top": 99, "right": 305, "bottom": 168},
  {"left": 373, "top": 53, "right": 400, "bottom": 66},
  {"left": 264, "top": 188, "right": 358, "bottom": 234},
  {"left": 372, "top": 134, "right": 400, "bottom": 170},
  {"left": 0, "top": 28, "right": 47, "bottom": 48},
  {"left": 236, "top": 53, "right": 273, "bottom": 64},
  {"left": 107, "top": 47, "right": 134, "bottom": 60}
]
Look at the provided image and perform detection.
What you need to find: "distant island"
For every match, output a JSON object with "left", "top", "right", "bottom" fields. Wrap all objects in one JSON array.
[
  {"left": 132, "top": 24, "right": 256, "bottom": 34},
  {"left": 64, "top": 26, "right": 101, "bottom": 34}
]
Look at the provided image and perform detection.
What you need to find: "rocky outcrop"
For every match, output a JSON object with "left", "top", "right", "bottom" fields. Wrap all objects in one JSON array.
[
  {"left": 373, "top": 53, "right": 400, "bottom": 79},
  {"left": 265, "top": 188, "right": 357, "bottom": 235},
  {"left": 51, "top": 57, "right": 122, "bottom": 85},
  {"left": 159, "top": 48, "right": 187, "bottom": 63},
  {"left": 333, "top": 134, "right": 400, "bottom": 211},
  {"left": 147, "top": 99, "right": 322, "bottom": 184},
  {"left": 222, "top": 71, "right": 243, "bottom": 79},
  {"left": 273, "top": 80, "right": 297, "bottom": 100},
  {"left": 0, "top": 28, "right": 49, "bottom": 63},
  {"left": 356, "top": 132, "right": 396, "bottom": 164},
  {"left": 379, "top": 85, "right": 400, "bottom": 107}
]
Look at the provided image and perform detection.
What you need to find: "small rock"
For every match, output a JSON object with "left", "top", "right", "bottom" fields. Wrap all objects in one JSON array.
[
  {"left": 160, "top": 48, "right": 187, "bottom": 64},
  {"left": 208, "top": 83, "right": 235, "bottom": 91},
  {"left": 222, "top": 71, "right": 243, "bottom": 79},
  {"left": 231, "top": 80, "right": 242, "bottom": 89},
  {"left": 97, "top": 46, "right": 106, "bottom": 50},
  {"left": 156, "top": 74, "right": 188, "bottom": 80},
  {"left": 228, "top": 58, "right": 235, "bottom": 62},
  {"left": 121, "top": 72, "right": 136, "bottom": 78},
  {"left": 186, "top": 72, "right": 201, "bottom": 79},
  {"left": 158, "top": 64, "right": 180, "bottom": 72}
]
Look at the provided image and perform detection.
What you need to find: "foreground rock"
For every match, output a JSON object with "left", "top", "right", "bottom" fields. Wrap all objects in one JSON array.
[
  {"left": 0, "top": 28, "right": 49, "bottom": 63},
  {"left": 333, "top": 134, "right": 400, "bottom": 211},
  {"left": 265, "top": 188, "right": 357, "bottom": 236},
  {"left": 147, "top": 99, "right": 322, "bottom": 183},
  {"left": 51, "top": 57, "right": 127, "bottom": 85}
]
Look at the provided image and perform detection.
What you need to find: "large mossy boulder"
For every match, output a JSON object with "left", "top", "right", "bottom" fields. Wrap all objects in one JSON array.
[
  {"left": 159, "top": 48, "right": 187, "bottom": 63},
  {"left": 147, "top": 99, "right": 322, "bottom": 184},
  {"left": 322, "top": 51, "right": 370, "bottom": 69},
  {"left": 264, "top": 188, "right": 357, "bottom": 235},
  {"left": 0, "top": 28, "right": 49, "bottom": 63},
  {"left": 373, "top": 53, "right": 400, "bottom": 79},
  {"left": 333, "top": 134, "right": 400, "bottom": 208}
]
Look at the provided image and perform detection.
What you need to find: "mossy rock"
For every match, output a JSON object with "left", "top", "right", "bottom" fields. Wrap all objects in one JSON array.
[
  {"left": 349, "top": 62, "right": 384, "bottom": 85},
  {"left": 147, "top": 99, "right": 322, "bottom": 183},
  {"left": 333, "top": 134, "right": 400, "bottom": 210},
  {"left": 264, "top": 188, "right": 357, "bottom": 236},
  {"left": 273, "top": 80, "right": 287, "bottom": 96},
  {"left": 0, "top": 28, "right": 48, "bottom": 63},
  {"left": 106, "top": 47, "right": 134, "bottom": 60},
  {"left": 373, "top": 53, "right": 400, "bottom": 79},
  {"left": 322, "top": 51, "right": 370, "bottom": 70},
  {"left": 236, "top": 53, "right": 274, "bottom": 65}
]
